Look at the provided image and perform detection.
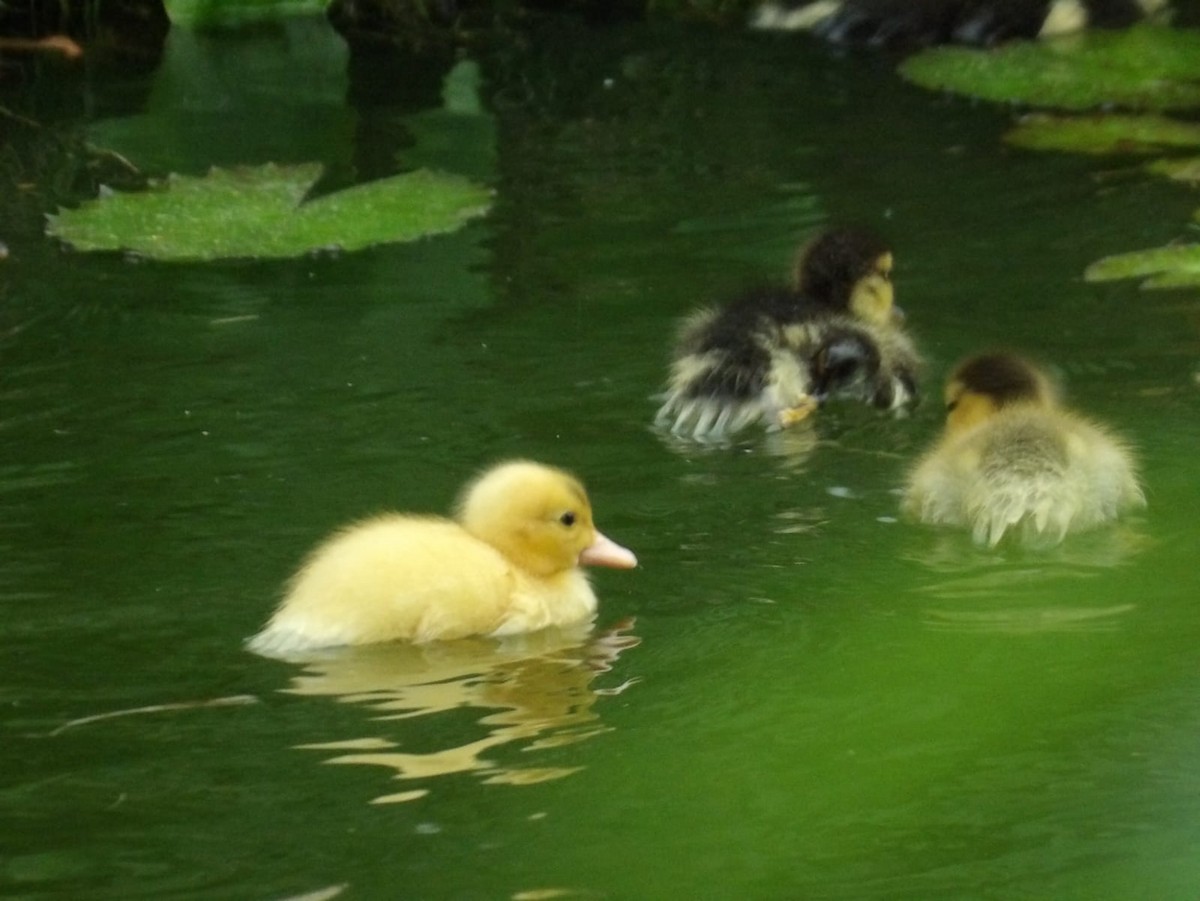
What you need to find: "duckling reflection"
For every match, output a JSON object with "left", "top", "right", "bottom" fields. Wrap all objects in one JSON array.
[
  {"left": 905, "top": 516, "right": 1149, "bottom": 634},
  {"left": 655, "top": 411, "right": 823, "bottom": 465},
  {"left": 903, "top": 352, "right": 1145, "bottom": 547},
  {"left": 916, "top": 561, "right": 1140, "bottom": 634},
  {"left": 655, "top": 226, "right": 922, "bottom": 442},
  {"left": 921, "top": 600, "right": 1137, "bottom": 634},
  {"left": 279, "top": 622, "right": 639, "bottom": 803}
]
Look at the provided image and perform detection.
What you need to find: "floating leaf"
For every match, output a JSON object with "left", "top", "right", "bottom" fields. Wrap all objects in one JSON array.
[
  {"left": 1147, "top": 155, "right": 1200, "bottom": 184},
  {"left": 1084, "top": 242, "right": 1200, "bottom": 290},
  {"left": 46, "top": 164, "right": 492, "bottom": 262},
  {"left": 900, "top": 26, "right": 1200, "bottom": 111},
  {"left": 1140, "top": 268, "right": 1200, "bottom": 289},
  {"left": 1005, "top": 113, "right": 1200, "bottom": 155}
]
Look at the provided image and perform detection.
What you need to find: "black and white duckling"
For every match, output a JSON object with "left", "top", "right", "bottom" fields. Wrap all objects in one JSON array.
[
  {"left": 247, "top": 461, "right": 637, "bottom": 656},
  {"left": 655, "top": 226, "right": 922, "bottom": 441},
  {"left": 751, "top": 0, "right": 1172, "bottom": 47},
  {"left": 902, "top": 352, "right": 1145, "bottom": 546}
]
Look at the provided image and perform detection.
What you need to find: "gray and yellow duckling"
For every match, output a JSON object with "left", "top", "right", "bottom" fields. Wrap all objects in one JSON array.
[{"left": 903, "top": 352, "right": 1145, "bottom": 546}]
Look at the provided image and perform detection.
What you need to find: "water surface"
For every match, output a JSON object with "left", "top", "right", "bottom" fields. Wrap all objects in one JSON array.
[{"left": 2, "top": 14, "right": 1198, "bottom": 901}]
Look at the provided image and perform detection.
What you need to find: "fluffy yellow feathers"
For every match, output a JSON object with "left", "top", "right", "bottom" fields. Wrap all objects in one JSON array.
[{"left": 248, "top": 461, "right": 636, "bottom": 656}]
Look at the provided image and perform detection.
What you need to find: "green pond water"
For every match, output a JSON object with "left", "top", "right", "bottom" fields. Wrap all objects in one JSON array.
[{"left": 3, "top": 14, "right": 1199, "bottom": 901}]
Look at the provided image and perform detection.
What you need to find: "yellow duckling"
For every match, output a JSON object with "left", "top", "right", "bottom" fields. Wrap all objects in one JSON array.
[
  {"left": 903, "top": 352, "right": 1145, "bottom": 546},
  {"left": 655, "top": 225, "right": 922, "bottom": 441},
  {"left": 247, "top": 461, "right": 637, "bottom": 656}
]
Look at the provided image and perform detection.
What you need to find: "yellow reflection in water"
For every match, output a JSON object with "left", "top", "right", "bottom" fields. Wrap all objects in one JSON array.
[{"left": 276, "top": 621, "right": 639, "bottom": 803}]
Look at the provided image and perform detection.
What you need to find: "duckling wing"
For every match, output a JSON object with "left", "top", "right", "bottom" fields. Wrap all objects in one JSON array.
[
  {"left": 248, "top": 517, "right": 516, "bottom": 655},
  {"left": 656, "top": 296, "right": 822, "bottom": 439},
  {"left": 903, "top": 442, "right": 974, "bottom": 528},
  {"left": 1061, "top": 415, "right": 1146, "bottom": 521}
]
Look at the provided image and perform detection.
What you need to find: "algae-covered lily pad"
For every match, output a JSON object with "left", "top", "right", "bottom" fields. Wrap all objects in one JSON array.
[
  {"left": 1006, "top": 113, "right": 1200, "bottom": 155},
  {"left": 900, "top": 26, "right": 1200, "bottom": 111},
  {"left": 1147, "top": 156, "right": 1200, "bottom": 184},
  {"left": 47, "top": 163, "right": 492, "bottom": 261},
  {"left": 1085, "top": 243, "right": 1200, "bottom": 289}
]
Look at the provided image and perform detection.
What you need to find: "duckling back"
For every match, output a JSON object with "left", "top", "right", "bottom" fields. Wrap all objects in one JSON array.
[
  {"left": 904, "top": 406, "right": 1145, "bottom": 546},
  {"left": 247, "top": 516, "right": 524, "bottom": 656},
  {"left": 655, "top": 291, "right": 822, "bottom": 438},
  {"left": 655, "top": 297, "right": 920, "bottom": 440}
]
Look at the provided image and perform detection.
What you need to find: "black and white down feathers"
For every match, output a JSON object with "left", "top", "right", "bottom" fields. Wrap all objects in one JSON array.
[
  {"left": 752, "top": 0, "right": 1172, "bottom": 47},
  {"left": 655, "top": 286, "right": 921, "bottom": 440}
]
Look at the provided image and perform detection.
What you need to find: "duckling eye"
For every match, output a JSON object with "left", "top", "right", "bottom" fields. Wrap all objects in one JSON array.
[
  {"left": 946, "top": 400, "right": 959, "bottom": 412},
  {"left": 558, "top": 511, "right": 577, "bottom": 527}
]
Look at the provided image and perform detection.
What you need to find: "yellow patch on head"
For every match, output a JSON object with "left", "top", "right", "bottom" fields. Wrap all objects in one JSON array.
[
  {"left": 875, "top": 252, "right": 894, "bottom": 280},
  {"left": 945, "top": 353, "right": 1057, "bottom": 434},
  {"left": 849, "top": 253, "right": 896, "bottom": 328},
  {"left": 944, "top": 381, "right": 1000, "bottom": 436}
]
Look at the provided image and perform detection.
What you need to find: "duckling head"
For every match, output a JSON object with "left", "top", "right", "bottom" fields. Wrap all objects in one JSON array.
[
  {"left": 456, "top": 460, "right": 637, "bottom": 578},
  {"left": 810, "top": 328, "right": 882, "bottom": 401},
  {"left": 944, "top": 352, "right": 1057, "bottom": 435},
  {"left": 793, "top": 226, "right": 898, "bottom": 328}
]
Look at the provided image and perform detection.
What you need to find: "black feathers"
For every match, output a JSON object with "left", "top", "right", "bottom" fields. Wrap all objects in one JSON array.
[
  {"left": 795, "top": 227, "right": 892, "bottom": 309},
  {"left": 951, "top": 352, "right": 1046, "bottom": 408},
  {"left": 811, "top": 329, "right": 883, "bottom": 401},
  {"left": 656, "top": 226, "right": 922, "bottom": 440},
  {"left": 678, "top": 287, "right": 835, "bottom": 401}
]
